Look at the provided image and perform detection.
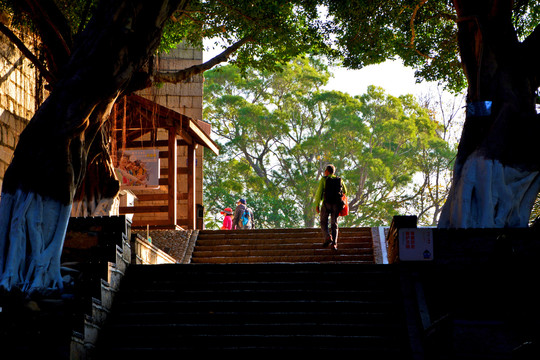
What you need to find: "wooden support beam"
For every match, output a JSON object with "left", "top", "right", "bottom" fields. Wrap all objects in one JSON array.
[
  {"left": 130, "top": 220, "right": 184, "bottom": 230},
  {"left": 134, "top": 193, "right": 169, "bottom": 201},
  {"left": 159, "top": 167, "right": 188, "bottom": 176},
  {"left": 123, "top": 139, "right": 189, "bottom": 149},
  {"left": 168, "top": 127, "right": 177, "bottom": 227},
  {"left": 178, "top": 129, "right": 193, "bottom": 145},
  {"left": 119, "top": 205, "right": 168, "bottom": 214},
  {"left": 187, "top": 144, "right": 196, "bottom": 229},
  {"left": 135, "top": 192, "right": 188, "bottom": 201}
]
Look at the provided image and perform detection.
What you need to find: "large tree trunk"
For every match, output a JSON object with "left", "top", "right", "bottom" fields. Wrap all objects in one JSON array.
[
  {"left": 70, "top": 121, "right": 120, "bottom": 217},
  {"left": 439, "top": 0, "right": 540, "bottom": 228},
  {"left": 0, "top": 0, "right": 184, "bottom": 293}
]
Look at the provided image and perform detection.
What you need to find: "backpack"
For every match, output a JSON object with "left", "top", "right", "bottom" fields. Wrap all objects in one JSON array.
[
  {"left": 242, "top": 208, "right": 251, "bottom": 228},
  {"left": 324, "top": 176, "right": 344, "bottom": 205}
]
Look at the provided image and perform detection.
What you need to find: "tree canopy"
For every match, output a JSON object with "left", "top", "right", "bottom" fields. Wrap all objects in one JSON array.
[
  {"left": 203, "top": 58, "right": 456, "bottom": 229},
  {"left": 0, "top": 1, "right": 535, "bottom": 93}
]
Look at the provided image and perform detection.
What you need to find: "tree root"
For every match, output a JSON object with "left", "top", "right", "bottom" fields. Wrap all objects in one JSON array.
[{"left": 439, "top": 153, "right": 540, "bottom": 228}]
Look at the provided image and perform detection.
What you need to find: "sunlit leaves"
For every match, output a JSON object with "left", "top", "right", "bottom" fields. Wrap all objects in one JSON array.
[
  {"left": 513, "top": 1, "right": 540, "bottom": 41},
  {"left": 203, "top": 59, "right": 456, "bottom": 228},
  {"left": 4, "top": 0, "right": 540, "bottom": 93}
]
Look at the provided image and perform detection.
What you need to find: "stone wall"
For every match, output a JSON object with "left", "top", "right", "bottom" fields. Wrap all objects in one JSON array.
[
  {"left": 136, "top": 43, "right": 207, "bottom": 225},
  {"left": 132, "top": 229, "right": 194, "bottom": 263},
  {"left": 139, "top": 45, "right": 204, "bottom": 120},
  {"left": 132, "top": 233, "right": 177, "bottom": 264},
  {"left": 0, "top": 28, "right": 44, "bottom": 192}
]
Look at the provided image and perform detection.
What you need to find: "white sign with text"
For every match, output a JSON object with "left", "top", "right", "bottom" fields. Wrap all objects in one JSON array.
[{"left": 398, "top": 228, "right": 434, "bottom": 261}]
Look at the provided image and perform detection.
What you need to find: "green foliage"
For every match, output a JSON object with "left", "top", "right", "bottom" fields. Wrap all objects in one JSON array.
[
  {"left": 3, "top": 0, "right": 540, "bottom": 92},
  {"left": 162, "top": 0, "right": 330, "bottom": 70},
  {"left": 203, "top": 59, "right": 456, "bottom": 228},
  {"left": 513, "top": 1, "right": 540, "bottom": 40},
  {"left": 203, "top": 143, "right": 302, "bottom": 229},
  {"left": 0, "top": 0, "right": 99, "bottom": 36},
  {"left": 322, "top": 1, "right": 465, "bottom": 92}
]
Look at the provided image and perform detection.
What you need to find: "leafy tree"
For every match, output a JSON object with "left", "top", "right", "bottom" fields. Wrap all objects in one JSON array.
[
  {"left": 1, "top": 0, "right": 539, "bottom": 293},
  {"left": 203, "top": 58, "right": 328, "bottom": 228},
  {"left": 203, "top": 143, "right": 301, "bottom": 229},
  {"left": 0, "top": 0, "right": 336, "bottom": 293},
  {"left": 203, "top": 60, "right": 455, "bottom": 228},
  {"left": 438, "top": 1, "right": 540, "bottom": 228},
  {"left": 326, "top": 86, "right": 455, "bottom": 226},
  {"left": 318, "top": 1, "right": 540, "bottom": 228},
  {"left": 412, "top": 85, "right": 465, "bottom": 226},
  {"left": 1, "top": 0, "right": 187, "bottom": 293}
]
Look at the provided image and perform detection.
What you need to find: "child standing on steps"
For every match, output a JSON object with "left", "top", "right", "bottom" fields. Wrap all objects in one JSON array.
[{"left": 220, "top": 208, "right": 233, "bottom": 230}]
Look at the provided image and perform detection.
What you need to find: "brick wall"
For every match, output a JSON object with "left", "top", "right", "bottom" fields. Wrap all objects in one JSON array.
[
  {"left": 0, "top": 27, "right": 44, "bottom": 193},
  {"left": 135, "top": 42, "right": 206, "bottom": 225},
  {"left": 139, "top": 45, "right": 204, "bottom": 120}
]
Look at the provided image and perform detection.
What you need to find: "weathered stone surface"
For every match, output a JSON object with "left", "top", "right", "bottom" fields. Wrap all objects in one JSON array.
[
  {"left": 0, "top": 28, "right": 44, "bottom": 192},
  {"left": 132, "top": 229, "right": 192, "bottom": 262}
]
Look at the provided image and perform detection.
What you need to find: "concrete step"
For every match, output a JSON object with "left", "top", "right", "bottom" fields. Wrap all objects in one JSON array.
[
  {"left": 196, "top": 227, "right": 372, "bottom": 240},
  {"left": 194, "top": 240, "right": 372, "bottom": 247},
  {"left": 191, "top": 247, "right": 373, "bottom": 257},
  {"left": 190, "top": 254, "right": 374, "bottom": 263},
  {"left": 192, "top": 227, "right": 375, "bottom": 264},
  {"left": 193, "top": 242, "right": 372, "bottom": 251},
  {"left": 93, "top": 263, "right": 411, "bottom": 357}
]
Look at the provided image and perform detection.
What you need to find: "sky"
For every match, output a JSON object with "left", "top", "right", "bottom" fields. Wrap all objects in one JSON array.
[
  {"left": 203, "top": 46, "right": 436, "bottom": 100},
  {"left": 324, "top": 60, "right": 431, "bottom": 98}
]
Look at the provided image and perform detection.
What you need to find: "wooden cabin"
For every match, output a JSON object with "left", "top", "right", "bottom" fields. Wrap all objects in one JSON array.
[
  {"left": 0, "top": 32, "right": 215, "bottom": 230},
  {"left": 112, "top": 94, "right": 218, "bottom": 230}
]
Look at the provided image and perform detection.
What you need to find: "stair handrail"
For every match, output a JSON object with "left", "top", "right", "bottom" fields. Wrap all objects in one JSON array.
[
  {"left": 181, "top": 230, "right": 198, "bottom": 263},
  {"left": 133, "top": 233, "right": 176, "bottom": 264}
]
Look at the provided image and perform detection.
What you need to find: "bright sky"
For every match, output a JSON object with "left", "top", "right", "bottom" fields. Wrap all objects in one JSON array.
[
  {"left": 325, "top": 60, "right": 431, "bottom": 98},
  {"left": 203, "top": 45, "right": 434, "bottom": 99}
]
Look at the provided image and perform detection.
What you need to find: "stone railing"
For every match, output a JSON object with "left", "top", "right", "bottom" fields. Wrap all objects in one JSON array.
[
  {"left": 131, "top": 229, "right": 198, "bottom": 264},
  {"left": 132, "top": 233, "right": 176, "bottom": 264},
  {"left": 66, "top": 216, "right": 132, "bottom": 360}
]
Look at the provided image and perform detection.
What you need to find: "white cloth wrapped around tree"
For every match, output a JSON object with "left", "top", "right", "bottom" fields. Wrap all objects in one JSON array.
[
  {"left": 0, "top": 189, "right": 71, "bottom": 293},
  {"left": 439, "top": 153, "right": 540, "bottom": 228}
]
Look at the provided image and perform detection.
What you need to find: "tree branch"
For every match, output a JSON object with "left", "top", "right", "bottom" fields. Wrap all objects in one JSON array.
[
  {"left": 152, "top": 34, "right": 254, "bottom": 84},
  {"left": 522, "top": 23, "right": 540, "bottom": 88},
  {"left": 0, "top": 23, "right": 56, "bottom": 83},
  {"left": 409, "top": 0, "right": 427, "bottom": 47},
  {"left": 408, "top": 0, "right": 435, "bottom": 60},
  {"left": 76, "top": 0, "right": 94, "bottom": 35},
  {"left": 23, "top": 0, "right": 72, "bottom": 55},
  {"left": 18, "top": 0, "right": 73, "bottom": 76}
]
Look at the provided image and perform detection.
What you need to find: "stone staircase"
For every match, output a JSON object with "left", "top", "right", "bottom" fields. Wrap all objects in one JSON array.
[
  {"left": 190, "top": 227, "right": 376, "bottom": 264},
  {"left": 91, "top": 227, "right": 415, "bottom": 358},
  {"left": 92, "top": 262, "right": 412, "bottom": 357}
]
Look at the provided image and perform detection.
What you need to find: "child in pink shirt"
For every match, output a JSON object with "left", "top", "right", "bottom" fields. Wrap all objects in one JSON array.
[{"left": 220, "top": 208, "right": 233, "bottom": 230}]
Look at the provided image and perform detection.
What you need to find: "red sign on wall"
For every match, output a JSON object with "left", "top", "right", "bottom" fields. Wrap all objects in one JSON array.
[{"left": 398, "top": 228, "right": 433, "bottom": 261}]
